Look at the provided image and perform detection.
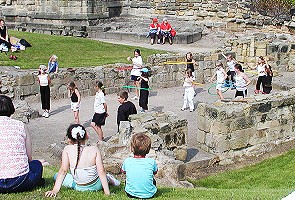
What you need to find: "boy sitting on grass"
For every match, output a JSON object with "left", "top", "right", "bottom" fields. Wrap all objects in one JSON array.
[{"left": 121, "top": 133, "right": 158, "bottom": 199}]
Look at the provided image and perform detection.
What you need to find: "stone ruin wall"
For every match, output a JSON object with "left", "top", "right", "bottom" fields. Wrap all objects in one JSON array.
[
  {"left": 1, "top": 0, "right": 294, "bottom": 37},
  {"left": 196, "top": 89, "right": 295, "bottom": 165}
]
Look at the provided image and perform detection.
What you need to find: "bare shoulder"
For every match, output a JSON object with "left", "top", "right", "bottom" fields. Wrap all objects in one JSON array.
[{"left": 85, "top": 145, "right": 100, "bottom": 153}]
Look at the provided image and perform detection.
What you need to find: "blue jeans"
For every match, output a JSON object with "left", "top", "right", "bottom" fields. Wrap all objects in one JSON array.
[{"left": 0, "top": 160, "right": 43, "bottom": 193}]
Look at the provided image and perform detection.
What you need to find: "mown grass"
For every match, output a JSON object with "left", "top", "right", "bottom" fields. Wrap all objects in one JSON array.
[
  {"left": 0, "top": 31, "right": 168, "bottom": 69},
  {"left": 2, "top": 149, "right": 295, "bottom": 199}
]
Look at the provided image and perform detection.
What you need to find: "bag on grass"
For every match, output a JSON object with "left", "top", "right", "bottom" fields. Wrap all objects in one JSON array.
[{"left": 20, "top": 39, "right": 32, "bottom": 47}]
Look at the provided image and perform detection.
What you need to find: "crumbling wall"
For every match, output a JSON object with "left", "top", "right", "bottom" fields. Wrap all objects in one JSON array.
[{"left": 196, "top": 89, "right": 295, "bottom": 164}]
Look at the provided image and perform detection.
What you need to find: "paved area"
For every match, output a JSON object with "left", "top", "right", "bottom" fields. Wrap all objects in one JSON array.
[{"left": 28, "top": 83, "right": 239, "bottom": 165}]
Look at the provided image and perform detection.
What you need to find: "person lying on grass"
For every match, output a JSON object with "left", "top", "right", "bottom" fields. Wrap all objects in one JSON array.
[{"left": 45, "top": 124, "right": 120, "bottom": 197}]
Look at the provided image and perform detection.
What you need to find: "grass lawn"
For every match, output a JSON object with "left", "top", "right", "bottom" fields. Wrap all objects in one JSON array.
[
  {"left": 2, "top": 149, "right": 295, "bottom": 199},
  {"left": 0, "top": 31, "right": 168, "bottom": 69}
]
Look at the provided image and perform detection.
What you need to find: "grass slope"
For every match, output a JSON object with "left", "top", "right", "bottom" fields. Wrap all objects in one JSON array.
[
  {"left": 2, "top": 149, "right": 295, "bottom": 199},
  {"left": 0, "top": 31, "right": 167, "bottom": 69}
]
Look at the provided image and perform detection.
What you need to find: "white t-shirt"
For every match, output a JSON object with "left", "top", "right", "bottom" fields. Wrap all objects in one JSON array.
[
  {"left": 257, "top": 64, "right": 266, "bottom": 76},
  {"left": 216, "top": 68, "right": 226, "bottom": 83},
  {"left": 94, "top": 91, "right": 106, "bottom": 114},
  {"left": 131, "top": 56, "right": 143, "bottom": 76},
  {"left": 227, "top": 60, "right": 236, "bottom": 71},
  {"left": 38, "top": 74, "right": 49, "bottom": 86}
]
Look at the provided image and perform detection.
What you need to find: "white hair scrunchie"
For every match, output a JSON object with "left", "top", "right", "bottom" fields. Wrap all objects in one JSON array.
[{"left": 71, "top": 126, "right": 85, "bottom": 140}]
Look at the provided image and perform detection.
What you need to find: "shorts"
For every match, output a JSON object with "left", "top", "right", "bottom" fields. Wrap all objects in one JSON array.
[
  {"left": 216, "top": 83, "right": 225, "bottom": 91},
  {"left": 71, "top": 102, "right": 80, "bottom": 112},
  {"left": 130, "top": 75, "right": 139, "bottom": 81},
  {"left": 92, "top": 112, "right": 107, "bottom": 126}
]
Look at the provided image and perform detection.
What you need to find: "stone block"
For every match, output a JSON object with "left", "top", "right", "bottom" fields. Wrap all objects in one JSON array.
[
  {"left": 256, "top": 49, "right": 267, "bottom": 57},
  {"left": 118, "top": 121, "right": 131, "bottom": 145},
  {"left": 173, "top": 145, "right": 187, "bottom": 161},
  {"left": 196, "top": 129, "right": 206, "bottom": 144},
  {"left": 197, "top": 115, "right": 211, "bottom": 132},
  {"left": 229, "top": 128, "right": 255, "bottom": 150}
]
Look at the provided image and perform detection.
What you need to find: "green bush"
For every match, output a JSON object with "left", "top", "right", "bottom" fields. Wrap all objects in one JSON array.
[{"left": 252, "top": 0, "right": 294, "bottom": 23}]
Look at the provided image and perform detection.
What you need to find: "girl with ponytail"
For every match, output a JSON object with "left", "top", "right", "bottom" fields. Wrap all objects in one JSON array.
[{"left": 45, "top": 124, "right": 119, "bottom": 197}]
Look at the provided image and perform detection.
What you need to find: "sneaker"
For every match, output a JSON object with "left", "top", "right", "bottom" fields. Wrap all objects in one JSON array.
[
  {"left": 44, "top": 112, "right": 49, "bottom": 118},
  {"left": 181, "top": 108, "right": 185, "bottom": 111},
  {"left": 190, "top": 109, "right": 194, "bottom": 112},
  {"left": 42, "top": 111, "right": 46, "bottom": 117},
  {"left": 106, "top": 173, "right": 120, "bottom": 186}
]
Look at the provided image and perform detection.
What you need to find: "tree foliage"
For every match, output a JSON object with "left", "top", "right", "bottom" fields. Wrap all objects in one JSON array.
[{"left": 251, "top": 0, "right": 294, "bottom": 23}]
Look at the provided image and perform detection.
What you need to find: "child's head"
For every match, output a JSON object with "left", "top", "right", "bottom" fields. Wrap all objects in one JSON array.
[
  {"left": 216, "top": 61, "right": 223, "bottom": 69},
  {"left": 140, "top": 68, "right": 149, "bottom": 78},
  {"left": 234, "top": 63, "right": 243, "bottom": 72},
  {"left": 134, "top": 49, "right": 141, "bottom": 57},
  {"left": 50, "top": 55, "right": 58, "bottom": 61},
  {"left": 131, "top": 133, "right": 151, "bottom": 156},
  {"left": 39, "top": 64, "right": 47, "bottom": 74},
  {"left": 95, "top": 81, "right": 105, "bottom": 95},
  {"left": 117, "top": 91, "right": 128, "bottom": 104},
  {"left": 68, "top": 81, "right": 76, "bottom": 90},
  {"left": 186, "top": 52, "right": 193, "bottom": 60},
  {"left": 258, "top": 56, "right": 265, "bottom": 64},
  {"left": 185, "top": 68, "right": 193, "bottom": 77},
  {"left": 67, "top": 124, "right": 87, "bottom": 142}
]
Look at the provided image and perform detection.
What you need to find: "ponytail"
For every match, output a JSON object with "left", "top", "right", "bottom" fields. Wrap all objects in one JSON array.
[{"left": 74, "top": 133, "right": 81, "bottom": 175}]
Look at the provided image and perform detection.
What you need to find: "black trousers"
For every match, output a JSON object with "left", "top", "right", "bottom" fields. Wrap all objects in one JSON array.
[
  {"left": 40, "top": 86, "right": 50, "bottom": 110},
  {"left": 256, "top": 76, "right": 264, "bottom": 91}
]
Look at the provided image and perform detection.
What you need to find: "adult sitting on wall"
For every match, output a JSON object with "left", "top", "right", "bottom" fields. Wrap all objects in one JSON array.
[
  {"left": 147, "top": 18, "right": 162, "bottom": 45},
  {"left": 0, "top": 19, "right": 12, "bottom": 52},
  {"left": 160, "top": 18, "right": 173, "bottom": 45},
  {"left": 0, "top": 95, "right": 44, "bottom": 193}
]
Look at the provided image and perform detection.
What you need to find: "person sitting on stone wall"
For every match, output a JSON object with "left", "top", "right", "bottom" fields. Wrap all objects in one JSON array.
[
  {"left": 160, "top": 18, "right": 173, "bottom": 45},
  {"left": 147, "top": 18, "right": 162, "bottom": 45}
]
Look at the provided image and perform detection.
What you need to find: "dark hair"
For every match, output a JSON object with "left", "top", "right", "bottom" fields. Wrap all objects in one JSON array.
[
  {"left": 186, "top": 52, "right": 192, "bottom": 59},
  {"left": 0, "top": 19, "right": 4, "bottom": 23},
  {"left": 68, "top": 81, "right": 77, "bottom": 92},
  {"left": 234, "top": 63, "right": 244, "bottom": 72},
  {"left": 265, "top": 65, "right": 273, "bottom": 76},
  {"left": 134, "top": 49, "right": 141, "bottom": 56},
  {"left": 185, "top": 68, "right": 193, "bottom": 77},
  {"left": 118, "top": 90, "right": 128, "bottom": 100},
  {"left": 67, "top": 124, "right": 87, "bottom": 174},
  {"left": 131, "top": 133, "right": 151, "bottom": 156},
  {"left": 141, "top": 72, "right": 149, "bottom": 78},
  {"left": 0, "top": 95, "right": 15, "bottom": 117},
  {"left": 96, "top": 81, "right": 106, "bottom": 95}
]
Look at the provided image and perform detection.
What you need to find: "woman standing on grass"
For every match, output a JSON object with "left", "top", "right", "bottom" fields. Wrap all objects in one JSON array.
[
  {"left": 45, "top": 124, "right": 120, "bottom": 197},
  {"left": 68, "top": 81, "right": 81, "bottom": 124}
]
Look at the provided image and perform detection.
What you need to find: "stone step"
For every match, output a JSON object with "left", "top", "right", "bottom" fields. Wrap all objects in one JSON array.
[{"left": 185, "top": 147, "right": 218, "bottom": 176}]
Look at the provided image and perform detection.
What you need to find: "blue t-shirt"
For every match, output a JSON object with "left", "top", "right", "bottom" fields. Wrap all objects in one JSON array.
[
  {"left": 122, "top": 157, "right": 158, "bottom": 198},
  {"left": 48, "top": 61, "right": 58, "bottom": 73}
]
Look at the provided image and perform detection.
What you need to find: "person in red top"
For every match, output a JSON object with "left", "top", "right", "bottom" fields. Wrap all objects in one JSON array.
[
  {"left": 148, "top": 18, "right": 161, "bottom": 45},
  {"left": 160, "top": 18, "right": 173, "bottom": 45}
]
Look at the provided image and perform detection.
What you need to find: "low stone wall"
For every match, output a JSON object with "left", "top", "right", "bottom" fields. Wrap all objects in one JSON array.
[{"left": 196, "top": 89, "right": 295, "bottom": 164}]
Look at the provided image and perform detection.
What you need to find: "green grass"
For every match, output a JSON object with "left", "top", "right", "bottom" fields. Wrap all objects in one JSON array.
[
  {"left": 0, "top": 31, "right": 168, "bottom": 69},
  {"left": 2, "top": 149, "right": 295, "bottom": 199}
]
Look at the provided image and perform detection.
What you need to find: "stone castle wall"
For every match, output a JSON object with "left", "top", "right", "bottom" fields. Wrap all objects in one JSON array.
[{"left": 196, "top": 89, "right": 295, "bottom": 164}]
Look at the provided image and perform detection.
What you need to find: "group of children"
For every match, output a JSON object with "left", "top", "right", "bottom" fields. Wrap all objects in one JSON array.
[{"left": 209, "top": 54, "right": 273, "bottom": 100}]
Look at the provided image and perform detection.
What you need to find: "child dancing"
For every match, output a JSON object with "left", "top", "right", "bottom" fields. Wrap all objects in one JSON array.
[
  {"left": 181, "top": 69, "right": 195, "bottom": 112},
  {"left": 37, "top": 65, "right": 51, "bottom": 118},
  {"left": 68, "top": 81, "right": 81, "bottom": 124},
  {"left": 91, "top": 81, "right": 108, "bottom": 142},
  {"left": 210, "top": 62, "right": 227, "bottom": 100},
  {"left": 45, "top": 124, "right": 119, "bottom": 197},
  {"left": 138, "top": 68, "right": 149, "bottom": 112},
  {"left": 121, "top": 133, "right": 158, "bottom": 199}
]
